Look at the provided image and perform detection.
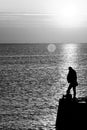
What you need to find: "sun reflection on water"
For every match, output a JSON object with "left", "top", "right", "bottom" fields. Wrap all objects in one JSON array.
[{"left": 63, "top": 43, "right": 78, "bottom": 69}]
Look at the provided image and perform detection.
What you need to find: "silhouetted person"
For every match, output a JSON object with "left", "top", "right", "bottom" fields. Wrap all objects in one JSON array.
[{"left": 67, "top": 67, "right": 78, "bottom": 98}]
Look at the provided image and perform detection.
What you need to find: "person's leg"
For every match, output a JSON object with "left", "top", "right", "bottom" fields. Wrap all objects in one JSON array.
[
  {"left": 67, "top": 84, "right": 72, "bottom": 94},
  {"left": 73, "top": 86, "right": 76, "bottom": 98}
]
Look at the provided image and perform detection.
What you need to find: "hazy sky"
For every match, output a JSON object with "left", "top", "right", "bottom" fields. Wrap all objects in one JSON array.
[{"left": 0, "top": 0, "right": 87, "bottom": 43}]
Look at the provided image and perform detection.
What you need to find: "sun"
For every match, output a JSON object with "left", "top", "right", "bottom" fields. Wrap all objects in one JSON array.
[
  {"left": 51, "top": 2, "right": 82, "bottom": 28},
  {"left": 59, "top": 4, "right": 79, "bottom": 27}
]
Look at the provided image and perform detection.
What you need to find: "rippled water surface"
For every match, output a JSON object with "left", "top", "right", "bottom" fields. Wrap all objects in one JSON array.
[{"left": 0, "top": 43, "right": 87, "bottom": 130}]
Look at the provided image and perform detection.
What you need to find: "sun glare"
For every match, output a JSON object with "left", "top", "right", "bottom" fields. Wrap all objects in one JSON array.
[
  {"left": 60, "top": 5, "right": 78, "bottom": 25},
  {"left": 51, "top": 1, "right": 84, "bottom": 28}
]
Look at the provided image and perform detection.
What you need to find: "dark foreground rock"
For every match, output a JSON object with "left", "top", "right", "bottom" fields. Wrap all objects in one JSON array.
[{"left": 56, "top": 94, "right": 87, "bottom": 130}]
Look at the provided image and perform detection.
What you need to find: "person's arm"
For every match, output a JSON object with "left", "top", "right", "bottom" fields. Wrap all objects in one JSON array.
[{"left": 67, "top": 73, "right": 70, "bottom": 83}]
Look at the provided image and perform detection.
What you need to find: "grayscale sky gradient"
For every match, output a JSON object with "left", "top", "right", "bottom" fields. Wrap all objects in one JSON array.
[{"left": 0, "top": 0, "right": 87, "bottom": 43}]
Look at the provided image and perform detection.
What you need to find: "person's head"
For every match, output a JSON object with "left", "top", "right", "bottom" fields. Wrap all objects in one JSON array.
[{"left": 68, "top": 66, "right": 73, "bottom": 70}]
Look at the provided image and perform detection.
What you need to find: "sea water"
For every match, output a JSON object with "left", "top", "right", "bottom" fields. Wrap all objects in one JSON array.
[{"left": 0, "top": 43, "right": 87, "bottom": 130}]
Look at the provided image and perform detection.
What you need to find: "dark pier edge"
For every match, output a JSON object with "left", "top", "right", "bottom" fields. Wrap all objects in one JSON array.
[{"left": 55, "top": 94, "right": 87, "bottom": 130}]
